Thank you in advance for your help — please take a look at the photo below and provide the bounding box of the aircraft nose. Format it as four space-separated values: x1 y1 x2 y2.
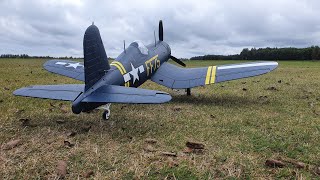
161 41 171 54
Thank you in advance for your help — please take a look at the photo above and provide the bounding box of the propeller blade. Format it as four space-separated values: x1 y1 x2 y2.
159 20 163 41
170 55 186 67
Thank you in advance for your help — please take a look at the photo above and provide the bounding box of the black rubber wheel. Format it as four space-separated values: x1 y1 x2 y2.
102 110 109 120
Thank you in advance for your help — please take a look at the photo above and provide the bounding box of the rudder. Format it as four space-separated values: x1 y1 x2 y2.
83 24 110 91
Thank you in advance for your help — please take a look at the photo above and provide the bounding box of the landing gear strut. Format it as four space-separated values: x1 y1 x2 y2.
101 103 111 120
186 88 191 96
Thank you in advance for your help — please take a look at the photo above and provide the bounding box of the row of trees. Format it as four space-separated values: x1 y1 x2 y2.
1 54 31 58
0 54 117 60
0 54 77 59
191 46 320 60
2 46 320 60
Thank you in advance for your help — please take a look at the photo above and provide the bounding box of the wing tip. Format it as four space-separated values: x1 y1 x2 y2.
13 87 28 96
155 92 172 103
268 61 278 71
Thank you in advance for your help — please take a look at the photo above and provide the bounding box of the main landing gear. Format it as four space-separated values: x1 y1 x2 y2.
101 103 111 120
186 88 191 96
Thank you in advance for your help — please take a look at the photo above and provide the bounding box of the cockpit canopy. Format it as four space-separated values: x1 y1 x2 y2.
130 40 149 55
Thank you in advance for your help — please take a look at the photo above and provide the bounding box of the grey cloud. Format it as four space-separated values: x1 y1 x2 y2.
0 0 320 58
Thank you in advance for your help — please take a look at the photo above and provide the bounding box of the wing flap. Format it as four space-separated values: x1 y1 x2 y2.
151 62 208 89
82 85 172 104
43 60 85 81
151 61 278 89
14 84 84 101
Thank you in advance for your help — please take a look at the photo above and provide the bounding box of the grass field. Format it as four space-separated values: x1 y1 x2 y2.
0 58 319 179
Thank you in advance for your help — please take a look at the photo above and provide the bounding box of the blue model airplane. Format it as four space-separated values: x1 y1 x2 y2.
14 21 278 120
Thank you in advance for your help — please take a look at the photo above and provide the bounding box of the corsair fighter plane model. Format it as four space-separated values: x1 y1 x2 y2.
14 21 278 120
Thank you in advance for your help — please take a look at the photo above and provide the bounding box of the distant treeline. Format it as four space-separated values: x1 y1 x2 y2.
191 46 320 60
0 54 117 60
0 54 79 59
3 46 320 61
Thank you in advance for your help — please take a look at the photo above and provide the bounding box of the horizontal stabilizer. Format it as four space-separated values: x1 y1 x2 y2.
14 84 171 104
43 60 84 81
82 85 172 104
13 84 84 101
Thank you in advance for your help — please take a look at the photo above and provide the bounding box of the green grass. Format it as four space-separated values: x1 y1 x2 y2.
1 58 320 179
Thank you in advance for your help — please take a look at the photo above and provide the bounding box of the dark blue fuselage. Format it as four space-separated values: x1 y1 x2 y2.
72 41 171 114
107 41 171 87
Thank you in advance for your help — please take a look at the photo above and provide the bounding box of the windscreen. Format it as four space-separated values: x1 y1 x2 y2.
130 40 149 55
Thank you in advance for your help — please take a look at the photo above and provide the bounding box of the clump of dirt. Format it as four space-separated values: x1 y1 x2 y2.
2 139 22 150
266 86 278 91
265 159 285 168
56 160 67 178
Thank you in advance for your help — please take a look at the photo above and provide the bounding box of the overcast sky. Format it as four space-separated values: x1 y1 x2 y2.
0 0 319 58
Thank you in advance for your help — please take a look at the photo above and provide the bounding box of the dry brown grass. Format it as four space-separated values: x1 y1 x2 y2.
1 59 320 179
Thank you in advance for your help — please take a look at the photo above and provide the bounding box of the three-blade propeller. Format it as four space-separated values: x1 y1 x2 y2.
170 55 186 67
158 20 186 67
159 20 163 41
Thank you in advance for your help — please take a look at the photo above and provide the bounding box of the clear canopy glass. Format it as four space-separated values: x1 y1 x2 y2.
130 40 148 55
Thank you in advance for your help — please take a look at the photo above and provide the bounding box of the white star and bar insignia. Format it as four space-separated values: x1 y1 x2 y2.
123 63 144 84
55 62 84 69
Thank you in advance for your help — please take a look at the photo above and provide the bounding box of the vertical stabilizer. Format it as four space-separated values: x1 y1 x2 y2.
83 24 110 91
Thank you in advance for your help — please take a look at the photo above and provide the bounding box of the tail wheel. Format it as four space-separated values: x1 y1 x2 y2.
100 103 111 120
102 110 110 120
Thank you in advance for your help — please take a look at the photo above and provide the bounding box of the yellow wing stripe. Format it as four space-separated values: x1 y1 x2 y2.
210 66 217 84
205 66 212 85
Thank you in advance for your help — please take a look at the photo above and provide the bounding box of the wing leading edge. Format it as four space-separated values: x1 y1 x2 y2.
151 61 278 89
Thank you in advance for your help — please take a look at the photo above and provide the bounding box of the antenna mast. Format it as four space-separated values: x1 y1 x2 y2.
123 40 126 53
154 30 156 47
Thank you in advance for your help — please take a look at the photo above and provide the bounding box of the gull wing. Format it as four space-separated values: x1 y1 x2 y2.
43 60 84 81
151 61 278 89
